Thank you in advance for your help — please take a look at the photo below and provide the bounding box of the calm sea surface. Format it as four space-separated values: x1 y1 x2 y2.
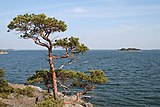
0 50 160 107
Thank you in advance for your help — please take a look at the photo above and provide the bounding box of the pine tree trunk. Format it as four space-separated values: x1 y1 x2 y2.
48 48 57 100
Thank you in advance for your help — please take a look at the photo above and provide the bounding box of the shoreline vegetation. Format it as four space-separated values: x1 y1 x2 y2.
0 68 93 107
0 83 94 107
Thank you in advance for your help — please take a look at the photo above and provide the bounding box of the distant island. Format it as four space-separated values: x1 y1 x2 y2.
118 48 141 52
0 50 8 54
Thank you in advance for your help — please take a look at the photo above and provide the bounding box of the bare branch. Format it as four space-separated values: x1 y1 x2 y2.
52 36 59 41
39 31 48 40
64 91 83 104
52 48 70 59
30 36 49 49
58 58 74 69
57 80 70 91
64 84 94 104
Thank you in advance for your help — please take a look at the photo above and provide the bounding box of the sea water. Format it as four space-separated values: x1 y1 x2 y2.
0 50 160 107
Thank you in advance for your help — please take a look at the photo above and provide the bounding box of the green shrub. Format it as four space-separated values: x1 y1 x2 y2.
35 96 63 107
0 68 4 77
0 68 35 98
0 78 14 98
0 69 14 99
0 101 8 107
0 78 8 87
15 86 35 97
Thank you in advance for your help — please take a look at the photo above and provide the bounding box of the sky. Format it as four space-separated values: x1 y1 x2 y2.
0 0 160 50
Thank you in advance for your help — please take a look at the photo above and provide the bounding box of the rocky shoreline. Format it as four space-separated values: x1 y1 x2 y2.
0 51 8 54
0 83 94 107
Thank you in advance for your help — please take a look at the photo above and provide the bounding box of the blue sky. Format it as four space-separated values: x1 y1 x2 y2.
0 0 160 50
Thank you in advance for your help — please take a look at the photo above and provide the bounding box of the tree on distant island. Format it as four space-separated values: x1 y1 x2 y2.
8 13 108 103
118 48 141 51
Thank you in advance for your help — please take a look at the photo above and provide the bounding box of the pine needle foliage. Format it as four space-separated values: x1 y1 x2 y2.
35 96 63 107
53 37 89 54
27 69 108 95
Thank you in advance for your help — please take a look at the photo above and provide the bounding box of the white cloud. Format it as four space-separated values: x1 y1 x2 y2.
72 7 88 14
69 4 160 18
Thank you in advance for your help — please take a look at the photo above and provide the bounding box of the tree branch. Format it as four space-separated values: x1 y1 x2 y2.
57 80 70 91
64 84 94 104
58 58 74 69
52 48 70 59
63 91 84 104
30 36 49 49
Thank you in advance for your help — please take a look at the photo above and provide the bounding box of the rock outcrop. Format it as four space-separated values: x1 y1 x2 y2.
0 83 94 107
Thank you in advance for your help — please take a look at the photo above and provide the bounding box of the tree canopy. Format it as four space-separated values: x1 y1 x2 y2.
27 69 108 100
8 13 67 35
54 37 88 54
8 13 67 49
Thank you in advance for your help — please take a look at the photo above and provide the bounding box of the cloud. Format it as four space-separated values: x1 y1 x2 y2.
68 3 160 18
72 7 88 14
